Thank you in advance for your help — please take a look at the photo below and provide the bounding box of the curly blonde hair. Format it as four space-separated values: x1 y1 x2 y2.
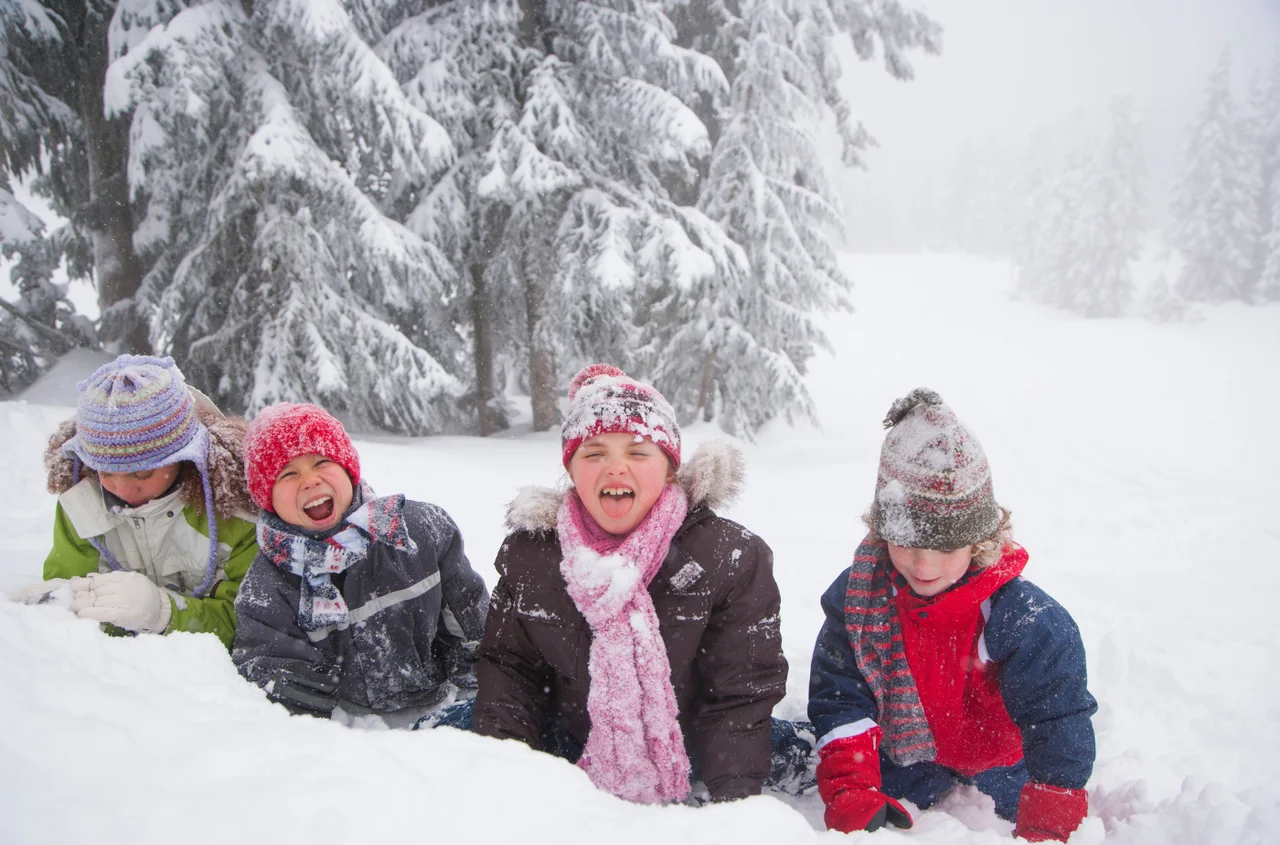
861 506 1014 567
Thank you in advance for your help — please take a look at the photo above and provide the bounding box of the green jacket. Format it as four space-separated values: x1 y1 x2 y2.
45 479 258 648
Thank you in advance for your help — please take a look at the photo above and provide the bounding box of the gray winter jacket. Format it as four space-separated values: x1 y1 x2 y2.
232 497 489 715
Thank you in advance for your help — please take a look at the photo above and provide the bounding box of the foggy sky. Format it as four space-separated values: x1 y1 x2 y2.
838 0 1280 185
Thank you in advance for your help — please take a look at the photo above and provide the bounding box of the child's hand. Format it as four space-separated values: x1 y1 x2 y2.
816 730 914 833
265 664 341 717
1015 782 1088 842
69 571 171 634
824 787 913 833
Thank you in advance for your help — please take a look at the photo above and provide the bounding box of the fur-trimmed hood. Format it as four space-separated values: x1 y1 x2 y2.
44 405 258 520
505 441 745 534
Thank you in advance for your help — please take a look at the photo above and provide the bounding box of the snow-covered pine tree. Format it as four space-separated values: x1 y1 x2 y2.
1248 51 1280 301
1011 127 1057 299
385 0 737 433
379 1 523 435
1066 96 1145 318
1024 147 1091 310
1170 51 1259 303
107 0 466 433
1140 272 1193 324
1257 190 1280 301
0 180 52 391
659 0 940 433
1 0 141 353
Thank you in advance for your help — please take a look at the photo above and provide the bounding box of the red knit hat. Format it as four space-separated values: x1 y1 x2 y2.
561 364 681 469
244 403 361 512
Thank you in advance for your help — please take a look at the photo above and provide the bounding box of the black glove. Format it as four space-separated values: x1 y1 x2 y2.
268 664 341 717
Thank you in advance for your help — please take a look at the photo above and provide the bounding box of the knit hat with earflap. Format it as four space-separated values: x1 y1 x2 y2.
865 388 1000 550
62 355 222 596
244 403 361 513
561 364 681 469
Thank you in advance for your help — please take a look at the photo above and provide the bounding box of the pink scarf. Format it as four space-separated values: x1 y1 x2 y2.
557 484 691 804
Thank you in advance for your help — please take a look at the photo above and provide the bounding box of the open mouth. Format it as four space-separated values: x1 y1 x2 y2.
302 495 335 523
599 486 635 519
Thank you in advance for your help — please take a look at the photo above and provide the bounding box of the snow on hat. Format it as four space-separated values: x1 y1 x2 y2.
561 364 681 469
244 403 361 512
63 354 222 596
866 388 1000 550
64 354 208 473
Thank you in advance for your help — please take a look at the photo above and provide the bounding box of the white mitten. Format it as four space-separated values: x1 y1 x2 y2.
9 578 72 606
69 571 172 634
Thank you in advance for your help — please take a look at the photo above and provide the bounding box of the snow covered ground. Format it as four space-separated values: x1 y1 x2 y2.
2 253 1278 844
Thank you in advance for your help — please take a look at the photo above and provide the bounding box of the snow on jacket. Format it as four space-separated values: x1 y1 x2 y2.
43 410 258 649
474 442 788 802
232 494 490 715
808 549 1096 791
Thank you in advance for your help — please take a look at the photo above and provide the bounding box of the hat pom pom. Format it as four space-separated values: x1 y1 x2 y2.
883 387 944 429
568 363 627 400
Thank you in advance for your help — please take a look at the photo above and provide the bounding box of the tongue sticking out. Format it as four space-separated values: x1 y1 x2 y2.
304 498 335 522
599 491 634 519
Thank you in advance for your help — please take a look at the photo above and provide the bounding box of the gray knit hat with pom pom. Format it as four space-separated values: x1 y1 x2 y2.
865 388 1000 550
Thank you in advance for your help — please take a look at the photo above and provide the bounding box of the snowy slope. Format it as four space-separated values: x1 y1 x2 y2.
2 253 1278 845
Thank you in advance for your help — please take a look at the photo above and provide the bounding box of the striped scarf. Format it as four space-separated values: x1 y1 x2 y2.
257 492 415 632
843 534 938 766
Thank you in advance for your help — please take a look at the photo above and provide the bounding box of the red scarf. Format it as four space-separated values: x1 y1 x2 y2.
843 536 1026 766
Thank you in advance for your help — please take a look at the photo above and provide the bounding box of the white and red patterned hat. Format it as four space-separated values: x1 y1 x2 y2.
561 364 681 469
867 388 1000 550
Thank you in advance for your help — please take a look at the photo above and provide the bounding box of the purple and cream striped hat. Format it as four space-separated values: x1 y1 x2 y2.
63 355 209 473
63 355 222 597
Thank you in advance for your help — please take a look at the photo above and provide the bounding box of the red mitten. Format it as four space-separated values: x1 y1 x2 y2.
1015 781 1089 842
817 728 913 833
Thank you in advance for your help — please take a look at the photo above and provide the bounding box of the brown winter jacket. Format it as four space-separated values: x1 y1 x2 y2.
474 442 788 802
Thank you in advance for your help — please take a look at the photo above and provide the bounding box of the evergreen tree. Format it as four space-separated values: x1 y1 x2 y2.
1 0 141 353
660 0 940 433
1170 51 1258 303
104 0 939 438
1257 191 1280 301
1067 96 1144 317
1017 146 1089 309
1248 51 1280 301
107 0 465 433
1140 272 1193 324
1011 126 1056 295
385 0 739 433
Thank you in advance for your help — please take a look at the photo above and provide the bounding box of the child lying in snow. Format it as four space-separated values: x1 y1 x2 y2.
231 402 489 722
468 364 805 804
12 355 257 649
808 388 1097 841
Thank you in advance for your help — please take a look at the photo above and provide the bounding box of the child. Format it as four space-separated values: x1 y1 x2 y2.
231 402 489 723
808 388 1096 842
14 355 257 649
473 364 790 805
